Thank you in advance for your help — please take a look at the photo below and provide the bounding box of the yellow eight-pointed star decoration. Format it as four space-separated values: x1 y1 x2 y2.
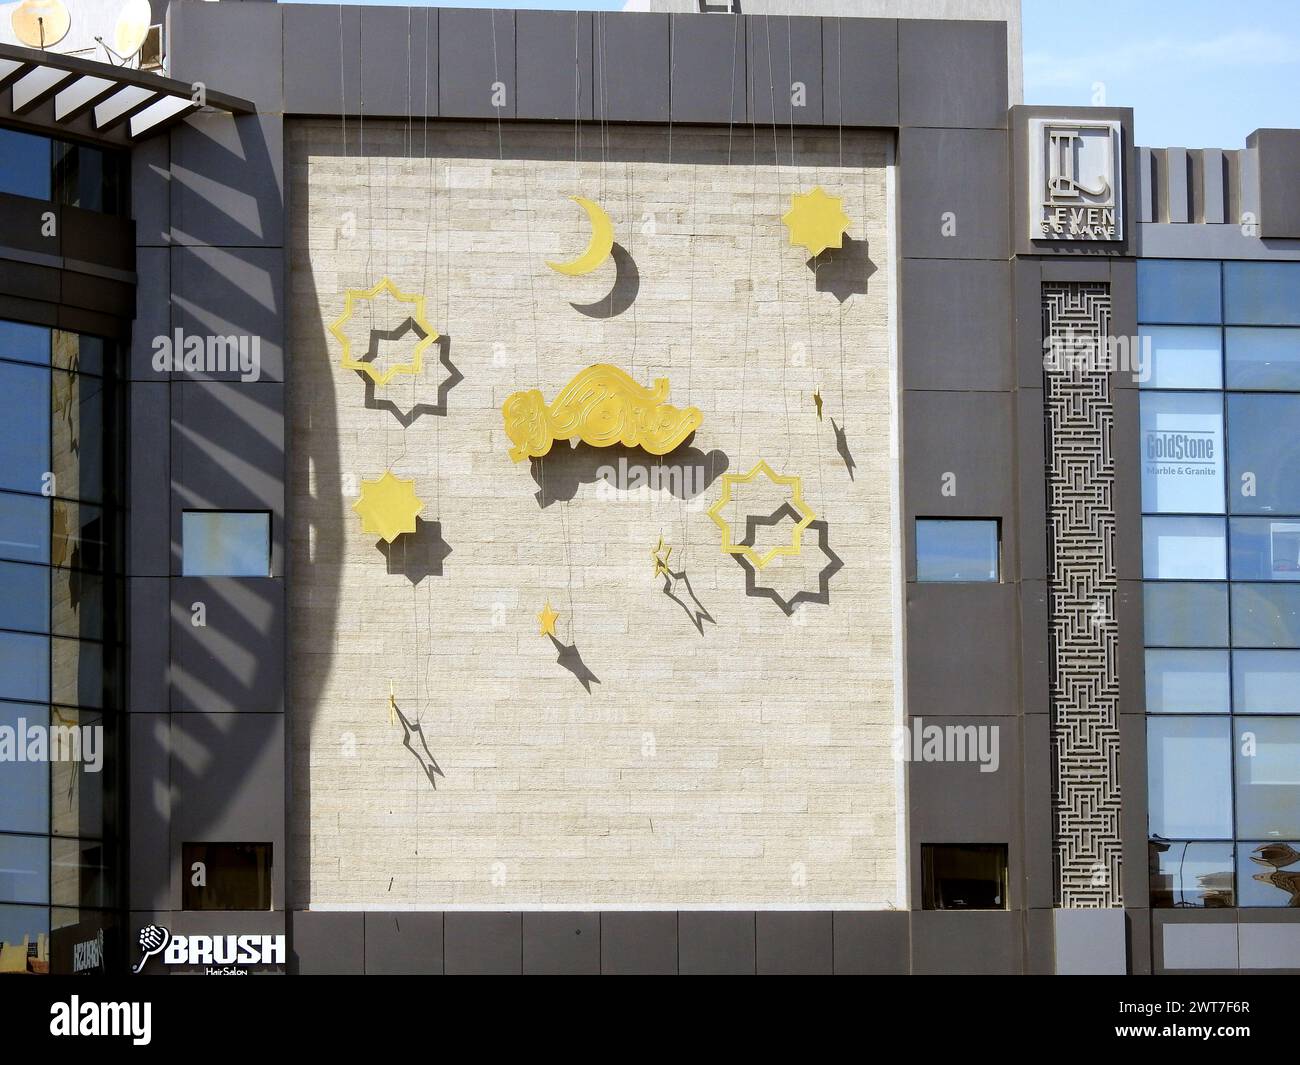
353 471 424 543
537 601 560 637
708 460 817 571
329 277 438 386
781 187 851 257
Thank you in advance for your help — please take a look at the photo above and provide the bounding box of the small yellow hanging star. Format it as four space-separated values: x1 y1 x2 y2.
651 535 673 578
353 471 423 543
537 601 560 637
781 187 852 257
388 680 397 726
813 390 824 420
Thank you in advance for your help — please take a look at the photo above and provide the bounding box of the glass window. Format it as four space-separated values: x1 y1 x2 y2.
1225 327 1300 390
0 833 49 905
51 332 104 378
182 511 271 577
1140 392 1224 513
1224 261 1300 326
1138 326 1222 389
0 321 50 367
1231 583 1300 648
181 843 273 911
1144 582 1228 647
1148 716 1233 839
0 492 49 566
920 843 1007 910
1137 260 1221 324
1237 842 1300 907
50 709 106 840
1145 649 1230 713
915 519 999 582
0 632 48 703
1228 394 1300 515
50 638 102 710
0 129 51 201
49 838 107 910
50 371 104 505
1233 650 1300 713
0 703 49 835
50 567 103 641
1230 517 1300 580
1235 718 1300 838
0 361 51 497
0 561 48 633
1149 841 1234 908
1142 516 1225 579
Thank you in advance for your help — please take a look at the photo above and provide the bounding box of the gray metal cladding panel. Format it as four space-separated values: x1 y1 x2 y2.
130 248 170 381
131 135 170 247
747 13 821 126
127 381 170 575
832 910 909 974
444 911 522 974
358 6 434 119
1253 128 1300 238
282 3 364 115
167 0 284 112
127 713 171 911
169 113 284 249
1158 920 1238 971
168 713 285 888
522 911 599 974
898 19 1007 130
902 389 1015 522
755 911 832 974
899 127 1009 260
290 911 364 975
678 911 755 975
364 911 444 974
127 577 169 713
671 14 746 125
900 258 1012 391
906 715 1019 843
592 12 670 124
169 246 285 383
169 576 284 714
905 584 1018 718
1054 907 1126 974
910 910 1022 975
822 18 897 128
439 7 515 119
599 911 677 974
0 192 60 256
516 10 594 121
1238 916 1300 970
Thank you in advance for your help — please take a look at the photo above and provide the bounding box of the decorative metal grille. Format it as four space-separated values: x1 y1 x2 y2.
1042 282 1122 907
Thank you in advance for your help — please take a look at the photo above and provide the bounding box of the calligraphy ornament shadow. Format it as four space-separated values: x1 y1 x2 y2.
530 441 729 508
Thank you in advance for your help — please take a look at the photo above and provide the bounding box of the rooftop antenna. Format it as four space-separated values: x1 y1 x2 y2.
11 0 72 50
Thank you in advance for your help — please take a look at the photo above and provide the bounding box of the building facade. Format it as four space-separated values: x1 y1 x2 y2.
0 0 1297 975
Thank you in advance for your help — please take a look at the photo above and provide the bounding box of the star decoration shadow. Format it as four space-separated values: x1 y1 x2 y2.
708 459 816 571
356 326 463 427
735 503 843 616
392 701 445 790
377 517 450 584
330 277 438 386
651 535 672 578
353 471 424 543
548 634 601 693
782 187 852 258
661 568 715 635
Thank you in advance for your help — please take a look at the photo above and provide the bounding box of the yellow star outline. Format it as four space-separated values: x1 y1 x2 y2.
707 460 817 571
537 601 560 637
352 471 424 543
651 535 672 578
781 187 852 257
329 277 438 386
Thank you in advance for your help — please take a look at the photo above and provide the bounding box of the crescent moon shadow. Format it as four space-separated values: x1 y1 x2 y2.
570 243 640 319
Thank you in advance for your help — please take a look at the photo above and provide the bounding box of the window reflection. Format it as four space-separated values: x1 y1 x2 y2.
914 519 999 582
1149 841 1235 907
1237 842 1300 907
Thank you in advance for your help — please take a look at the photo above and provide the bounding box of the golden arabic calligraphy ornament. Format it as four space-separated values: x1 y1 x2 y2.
502 364 702 463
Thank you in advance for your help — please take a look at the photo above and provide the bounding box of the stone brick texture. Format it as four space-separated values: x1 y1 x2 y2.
288 118 900 905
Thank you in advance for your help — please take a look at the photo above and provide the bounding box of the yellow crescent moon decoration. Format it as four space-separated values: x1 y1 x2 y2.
546 196 614 276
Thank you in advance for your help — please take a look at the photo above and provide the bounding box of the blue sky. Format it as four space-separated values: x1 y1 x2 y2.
291 0 1300 148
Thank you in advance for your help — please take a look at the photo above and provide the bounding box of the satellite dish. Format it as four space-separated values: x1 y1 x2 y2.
112 0 153 59
11 0 72 49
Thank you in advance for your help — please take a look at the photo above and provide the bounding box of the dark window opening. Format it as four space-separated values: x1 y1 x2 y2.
921 843 1008 910
182 843 272 911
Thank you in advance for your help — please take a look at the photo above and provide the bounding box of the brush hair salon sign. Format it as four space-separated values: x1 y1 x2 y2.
1029 118 1123 241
